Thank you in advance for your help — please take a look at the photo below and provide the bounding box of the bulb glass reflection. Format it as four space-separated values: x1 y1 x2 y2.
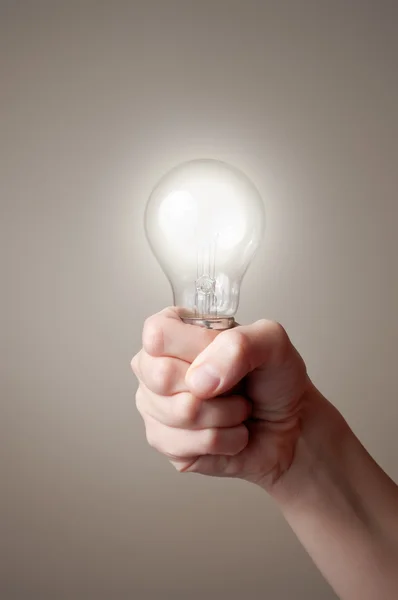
145 159 265 329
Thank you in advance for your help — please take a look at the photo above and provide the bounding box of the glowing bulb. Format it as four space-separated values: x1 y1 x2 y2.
145 159 265 329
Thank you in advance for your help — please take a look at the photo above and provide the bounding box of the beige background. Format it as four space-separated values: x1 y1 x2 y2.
1 1 398 599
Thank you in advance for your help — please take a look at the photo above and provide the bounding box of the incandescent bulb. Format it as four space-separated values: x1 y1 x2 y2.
145 159 265 330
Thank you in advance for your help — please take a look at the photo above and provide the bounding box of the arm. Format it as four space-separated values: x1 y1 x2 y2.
271 384 398 600
132 309 398 600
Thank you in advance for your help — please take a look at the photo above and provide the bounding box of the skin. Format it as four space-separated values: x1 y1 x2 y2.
131 307 398 600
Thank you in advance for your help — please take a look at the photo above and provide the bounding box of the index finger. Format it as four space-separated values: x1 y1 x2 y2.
142 307 220 363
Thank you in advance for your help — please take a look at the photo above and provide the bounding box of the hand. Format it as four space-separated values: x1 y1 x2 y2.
131 307 309 489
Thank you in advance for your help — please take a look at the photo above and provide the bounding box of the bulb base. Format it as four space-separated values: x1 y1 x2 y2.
181 317 236 330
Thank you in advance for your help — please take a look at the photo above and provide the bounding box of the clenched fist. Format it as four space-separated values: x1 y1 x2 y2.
131 307 308 489
131 307 398 599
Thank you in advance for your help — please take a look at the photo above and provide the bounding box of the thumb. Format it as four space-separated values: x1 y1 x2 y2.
185 320 287 398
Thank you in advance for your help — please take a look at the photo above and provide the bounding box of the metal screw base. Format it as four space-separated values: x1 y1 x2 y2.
181 317 236 330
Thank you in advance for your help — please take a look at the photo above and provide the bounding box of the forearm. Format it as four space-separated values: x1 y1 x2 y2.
270 385 398 600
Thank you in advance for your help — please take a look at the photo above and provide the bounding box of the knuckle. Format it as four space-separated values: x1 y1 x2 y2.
256 318 272 331
257 319 290 360
145 423 161 452
271 321 291 359
204 428 221 454
257 318 285 340
272 320 288 340
145 428 157 450
142 315 164 356
173 393 199 428
226 330 252 369
130 353 140 376
152 358 174 394
161 306 178 318
135 386 146 415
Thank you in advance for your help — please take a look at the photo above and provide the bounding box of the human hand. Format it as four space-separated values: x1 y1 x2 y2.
132 307 398 600
131 307 309 490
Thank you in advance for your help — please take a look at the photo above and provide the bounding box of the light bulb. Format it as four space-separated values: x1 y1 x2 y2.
145 159 265 330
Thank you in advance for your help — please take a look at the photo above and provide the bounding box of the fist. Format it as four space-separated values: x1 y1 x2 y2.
131 307 308 489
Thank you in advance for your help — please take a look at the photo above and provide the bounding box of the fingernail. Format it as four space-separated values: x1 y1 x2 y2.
187 364 220 396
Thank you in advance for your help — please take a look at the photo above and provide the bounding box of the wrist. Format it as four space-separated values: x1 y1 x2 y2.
263 383 398 600
266 382 351 508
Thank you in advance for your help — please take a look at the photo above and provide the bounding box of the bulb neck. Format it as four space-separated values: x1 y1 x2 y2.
181 317 236 330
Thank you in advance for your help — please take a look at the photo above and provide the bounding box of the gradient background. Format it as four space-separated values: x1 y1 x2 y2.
1 1 398 599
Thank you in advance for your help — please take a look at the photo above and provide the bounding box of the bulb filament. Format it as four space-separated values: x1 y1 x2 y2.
195 236 219 318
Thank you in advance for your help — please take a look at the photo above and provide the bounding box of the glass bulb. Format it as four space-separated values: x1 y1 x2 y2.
145 159 265 329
